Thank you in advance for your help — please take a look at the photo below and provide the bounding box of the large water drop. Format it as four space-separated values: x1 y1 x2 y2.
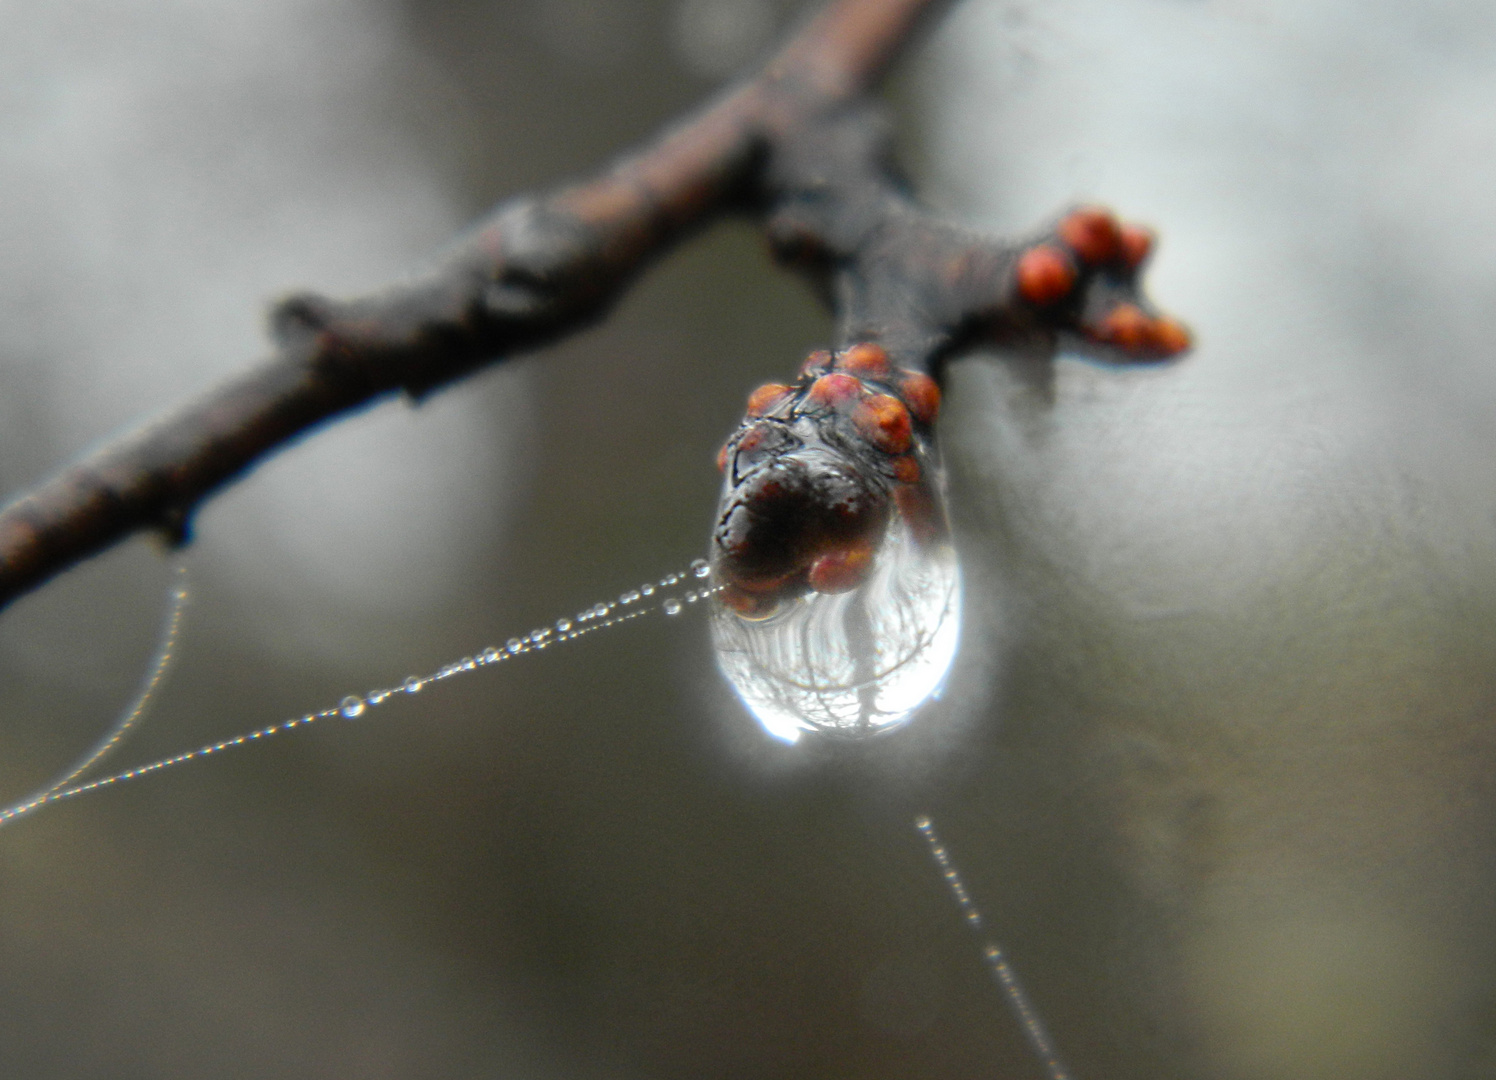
710 508 961 743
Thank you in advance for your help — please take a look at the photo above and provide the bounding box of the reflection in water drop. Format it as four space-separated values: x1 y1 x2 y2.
711 511 961 742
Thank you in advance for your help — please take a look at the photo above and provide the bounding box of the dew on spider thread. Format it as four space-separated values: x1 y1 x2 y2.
914 815 1073 1080
0 558 719 830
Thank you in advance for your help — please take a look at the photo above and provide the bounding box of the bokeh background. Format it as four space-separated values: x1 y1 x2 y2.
1 0 1496 1077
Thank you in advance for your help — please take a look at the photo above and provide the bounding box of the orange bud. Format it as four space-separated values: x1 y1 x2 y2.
1094 303 1151 352
836 342 891 378
805 372 865 411
851 394 913 455
716 441 729 473
898 371 941 424
1015 244 1076 306
1146 315 1192 356
745 382 792 417
1059 206 1122 264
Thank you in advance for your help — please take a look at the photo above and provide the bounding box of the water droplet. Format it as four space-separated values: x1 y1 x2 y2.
710 482 961 743
686 590 699 602
664 574 680 586
664 598 683 616
556 617 572 632
367 690 387 705
403 676 424 693
340 695 366 719
641 584 655 597
530 628 551 644
507 638 524 654
621 590 641 605
480 647 500 664
691 558 710 578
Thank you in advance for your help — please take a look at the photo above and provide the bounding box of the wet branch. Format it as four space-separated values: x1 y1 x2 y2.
0 0 1187 612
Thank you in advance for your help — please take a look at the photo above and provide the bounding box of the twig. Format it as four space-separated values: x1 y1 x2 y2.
0 0 1186 613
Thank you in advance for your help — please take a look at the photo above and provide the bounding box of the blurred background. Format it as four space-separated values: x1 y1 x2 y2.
1 0 1496 1077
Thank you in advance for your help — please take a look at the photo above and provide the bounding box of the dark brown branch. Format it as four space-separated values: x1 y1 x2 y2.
0 0 1187 614
762 103 1189 368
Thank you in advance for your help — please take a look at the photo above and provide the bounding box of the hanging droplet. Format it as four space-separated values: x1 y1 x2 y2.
403 676 424 693
691 558 710 579
712 518 960 741
556 617 572 633
506 637 524 654
480 647 500 664
339 695 366 719
709 349 962 742
621 590 641 604
641 584 655 597
663 598 683 616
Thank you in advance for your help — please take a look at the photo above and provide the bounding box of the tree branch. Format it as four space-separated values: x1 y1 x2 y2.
0 0 1186 613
